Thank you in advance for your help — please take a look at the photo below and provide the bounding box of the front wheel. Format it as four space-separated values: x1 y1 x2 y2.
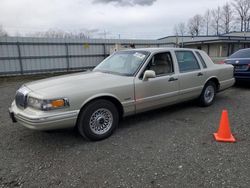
198 81 216 107
77 99 119 141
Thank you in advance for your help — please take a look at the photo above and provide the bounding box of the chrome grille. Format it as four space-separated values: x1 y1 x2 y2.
15 91 27 108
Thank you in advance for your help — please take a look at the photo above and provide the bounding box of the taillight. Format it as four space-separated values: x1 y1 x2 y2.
218 61 225 64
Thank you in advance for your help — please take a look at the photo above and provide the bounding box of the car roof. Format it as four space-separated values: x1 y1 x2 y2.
236 48 250 51
121 47 196 53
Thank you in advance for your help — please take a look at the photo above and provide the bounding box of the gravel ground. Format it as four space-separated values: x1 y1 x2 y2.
0 75 250 188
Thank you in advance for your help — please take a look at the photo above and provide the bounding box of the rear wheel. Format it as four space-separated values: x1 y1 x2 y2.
198 81 216 107
77 99 119 141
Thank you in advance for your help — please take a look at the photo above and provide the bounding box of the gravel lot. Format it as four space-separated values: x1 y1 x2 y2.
0 75 250 188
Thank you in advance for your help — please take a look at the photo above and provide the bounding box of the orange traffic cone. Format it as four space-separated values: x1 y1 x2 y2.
213 110 236 142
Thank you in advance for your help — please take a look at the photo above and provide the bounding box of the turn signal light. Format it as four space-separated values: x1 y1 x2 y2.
51 99 65 108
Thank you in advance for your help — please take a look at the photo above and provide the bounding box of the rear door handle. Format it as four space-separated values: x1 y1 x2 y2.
168 77 178 82
197 72 203 76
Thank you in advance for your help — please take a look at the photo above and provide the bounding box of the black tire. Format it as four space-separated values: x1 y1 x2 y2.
77 99 119 141
198 81 217 107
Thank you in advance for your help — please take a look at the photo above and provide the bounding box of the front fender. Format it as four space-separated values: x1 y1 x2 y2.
80 93 122 109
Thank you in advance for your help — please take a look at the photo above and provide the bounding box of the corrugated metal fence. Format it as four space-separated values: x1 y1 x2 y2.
0 37 174 76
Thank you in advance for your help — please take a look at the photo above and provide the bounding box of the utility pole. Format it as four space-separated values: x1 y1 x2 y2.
103 30 106 40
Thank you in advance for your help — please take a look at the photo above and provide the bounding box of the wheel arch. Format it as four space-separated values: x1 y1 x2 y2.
76 94 124 125
204 76 220 92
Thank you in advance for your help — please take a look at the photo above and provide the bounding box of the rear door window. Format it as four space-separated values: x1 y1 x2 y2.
175 51 200 72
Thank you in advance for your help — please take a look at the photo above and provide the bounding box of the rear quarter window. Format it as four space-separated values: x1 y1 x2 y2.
195 51 207 68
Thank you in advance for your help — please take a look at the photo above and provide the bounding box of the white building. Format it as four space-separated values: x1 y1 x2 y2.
159 32 250 63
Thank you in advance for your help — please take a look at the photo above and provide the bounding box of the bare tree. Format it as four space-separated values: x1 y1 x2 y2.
178 22 186 47
248 14 250 30
188 14 204 36
221 3 234 33
232 0 250 31
29 29 87 39
178 22 186 36
173 24 179 36
173 22 186 36
211 7 222 35
204 9 211 36
0 25 8 37
44 29 65 38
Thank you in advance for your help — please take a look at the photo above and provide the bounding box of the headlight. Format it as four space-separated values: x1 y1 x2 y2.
27 97 69 111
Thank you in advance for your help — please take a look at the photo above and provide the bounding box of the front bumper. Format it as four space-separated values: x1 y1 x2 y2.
9 102 79 130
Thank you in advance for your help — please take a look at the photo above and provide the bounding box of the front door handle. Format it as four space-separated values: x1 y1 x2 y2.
197 72 203 76
168 77 178 82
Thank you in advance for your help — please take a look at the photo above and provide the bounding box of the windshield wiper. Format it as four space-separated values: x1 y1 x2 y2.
94 69 133 76
95 69 117 75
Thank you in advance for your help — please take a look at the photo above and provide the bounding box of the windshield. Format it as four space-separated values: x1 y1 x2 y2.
93 51 149 76
230 49 250 58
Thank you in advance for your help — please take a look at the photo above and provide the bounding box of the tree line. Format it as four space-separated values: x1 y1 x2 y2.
0 27 90 38
174 0 250 36
28 29 88 39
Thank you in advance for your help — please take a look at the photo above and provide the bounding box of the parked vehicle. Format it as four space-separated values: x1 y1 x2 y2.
223 48 250 81
9 48 235 141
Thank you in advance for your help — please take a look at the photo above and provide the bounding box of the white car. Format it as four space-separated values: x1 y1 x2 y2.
9 48 235 140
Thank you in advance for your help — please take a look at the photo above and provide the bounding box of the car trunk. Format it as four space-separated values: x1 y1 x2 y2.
225 59 250 72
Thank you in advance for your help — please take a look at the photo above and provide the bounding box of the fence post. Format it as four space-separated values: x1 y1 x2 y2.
103 43 106 59
65 43 70 72
17 42 23 75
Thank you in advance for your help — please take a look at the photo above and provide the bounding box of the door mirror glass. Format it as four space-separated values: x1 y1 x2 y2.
143 70 156 81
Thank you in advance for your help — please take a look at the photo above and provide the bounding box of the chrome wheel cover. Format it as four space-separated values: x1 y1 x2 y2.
89 108 113 135
204 85 215 104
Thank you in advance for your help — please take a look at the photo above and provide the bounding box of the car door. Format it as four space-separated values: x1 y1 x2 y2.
134 51 179 113
175 50 206 101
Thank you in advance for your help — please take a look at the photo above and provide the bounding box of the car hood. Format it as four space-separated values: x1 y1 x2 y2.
25 71 133 98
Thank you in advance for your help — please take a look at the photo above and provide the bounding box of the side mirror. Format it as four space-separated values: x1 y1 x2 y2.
142 70 156 81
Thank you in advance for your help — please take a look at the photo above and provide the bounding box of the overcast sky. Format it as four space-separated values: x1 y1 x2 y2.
0 0 231 39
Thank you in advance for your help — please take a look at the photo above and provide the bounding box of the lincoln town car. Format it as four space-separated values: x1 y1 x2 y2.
9 48 235 140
